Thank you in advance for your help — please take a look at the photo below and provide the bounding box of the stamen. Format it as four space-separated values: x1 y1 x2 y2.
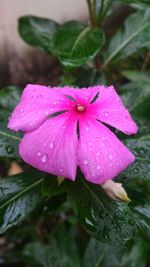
76 105 85 112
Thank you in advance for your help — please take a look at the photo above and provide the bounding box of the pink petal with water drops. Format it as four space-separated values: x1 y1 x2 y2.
91 85 138 135
8 84 74 132
19 113 78 180
77 117 135 184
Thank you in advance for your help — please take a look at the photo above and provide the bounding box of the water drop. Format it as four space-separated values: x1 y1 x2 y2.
37 151 42 156
97 166 101 170
84 160 89 165
134 167 139 173
108 154 113 160
49 142 54 149
102 137 105 141
96 152 100 156
86 127 89 132
59 168 63 172
41 154 48 163
104 112 108 117
5 145 15 154
101 143 104 147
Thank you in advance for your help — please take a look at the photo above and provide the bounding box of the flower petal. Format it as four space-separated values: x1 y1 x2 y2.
8 84 73 132
77 118 135 184
91 85 138 135
19 113 78 180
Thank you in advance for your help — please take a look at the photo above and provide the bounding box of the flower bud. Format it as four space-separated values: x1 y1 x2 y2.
102 180 131 203
57 176 65 186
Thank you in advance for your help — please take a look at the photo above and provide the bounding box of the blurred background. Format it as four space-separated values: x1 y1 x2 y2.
0 0 88 88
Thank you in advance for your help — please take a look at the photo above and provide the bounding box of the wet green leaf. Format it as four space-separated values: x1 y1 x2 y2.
50 21 105 67
120 81 150 117
66 177 137 245
83 237 149 267
0 171 44 234
0 86 21 111
18 16 59 53
122 135 150 182
0 110 22 158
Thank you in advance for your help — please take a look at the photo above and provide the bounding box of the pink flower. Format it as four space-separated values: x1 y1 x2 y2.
8 84 138 184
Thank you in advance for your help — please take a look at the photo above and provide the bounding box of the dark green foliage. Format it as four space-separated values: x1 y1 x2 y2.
1 0 150 266
0 110 22 158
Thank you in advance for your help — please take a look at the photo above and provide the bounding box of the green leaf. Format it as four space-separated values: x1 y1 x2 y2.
122 135 150 182
120 81 150 117
48 224 81 267
0 86 21 111
50 21 105 67
83 237 149 267
0 110 22 158
23 224 81 267
121 70 150 83
41 175 65 197
103 9 150 67
66 177 137 245
23 242 50 267
120 0 150 5
76 68 106 87
18 15 59 53
0 171 44 234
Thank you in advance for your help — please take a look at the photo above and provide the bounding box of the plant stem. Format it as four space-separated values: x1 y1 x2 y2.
141 50 150 71
86 0 95 26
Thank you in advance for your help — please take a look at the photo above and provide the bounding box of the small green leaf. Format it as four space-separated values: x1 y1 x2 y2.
0 110 22 158
18 15 59 53
66 177 137 245
0 86 21 111
50 21 105 67
103 9 150 67
0 171 44 234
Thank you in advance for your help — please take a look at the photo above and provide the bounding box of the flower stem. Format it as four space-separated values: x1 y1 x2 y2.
86 0 95 27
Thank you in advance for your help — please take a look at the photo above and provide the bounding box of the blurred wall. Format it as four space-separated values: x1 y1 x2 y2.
0 0 88 53
0 0 88 87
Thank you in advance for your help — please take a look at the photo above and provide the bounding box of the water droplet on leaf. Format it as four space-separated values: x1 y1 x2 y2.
5 145 15 154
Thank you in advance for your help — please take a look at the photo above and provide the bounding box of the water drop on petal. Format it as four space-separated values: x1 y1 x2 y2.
49 142 54 149
84 160 89 165
109 154 113 160
41 154 48 163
